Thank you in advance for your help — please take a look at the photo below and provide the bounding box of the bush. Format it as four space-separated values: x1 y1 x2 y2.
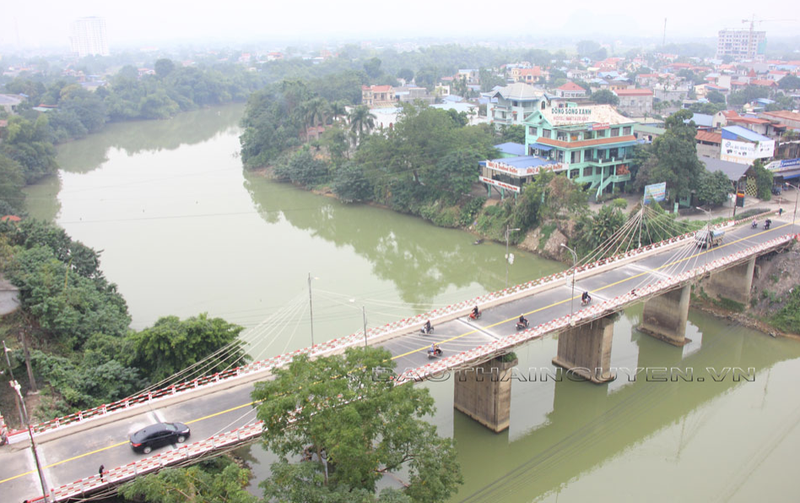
432 206 459 228
459 196 486 227
771 287 800 333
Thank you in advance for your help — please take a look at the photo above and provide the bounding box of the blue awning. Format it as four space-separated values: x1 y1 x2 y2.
776 168 800 180
530 143 553 151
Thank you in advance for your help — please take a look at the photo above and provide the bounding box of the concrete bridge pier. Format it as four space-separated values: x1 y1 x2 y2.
552 315 616 384
639 284 692 346
453 355 518 433
703 257 756 306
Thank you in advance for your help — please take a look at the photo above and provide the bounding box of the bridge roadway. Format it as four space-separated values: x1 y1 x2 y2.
1 219 797 501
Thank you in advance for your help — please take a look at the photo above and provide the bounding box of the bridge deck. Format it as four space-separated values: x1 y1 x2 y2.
1 220 796 501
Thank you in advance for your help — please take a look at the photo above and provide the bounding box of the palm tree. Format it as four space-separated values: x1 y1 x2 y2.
329 101 348 124
348 105 377 144
301 97 330 141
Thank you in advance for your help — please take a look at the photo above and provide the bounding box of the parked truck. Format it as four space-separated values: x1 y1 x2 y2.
695 228 724 248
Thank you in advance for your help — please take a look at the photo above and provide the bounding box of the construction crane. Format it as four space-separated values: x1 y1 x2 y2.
739 15 790 59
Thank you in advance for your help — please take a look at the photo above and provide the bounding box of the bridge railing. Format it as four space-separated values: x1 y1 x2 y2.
31 229 798 502
6 212 781 442
395 232 796 383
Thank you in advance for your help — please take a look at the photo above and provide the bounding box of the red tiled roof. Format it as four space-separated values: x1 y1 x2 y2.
614 88 653 96
1 215 21 222
729 116 770 125
519 67 542 77
762 110 800 122
536 135 637 149
557 82 586 91
751 79 778 87
695 131 721 144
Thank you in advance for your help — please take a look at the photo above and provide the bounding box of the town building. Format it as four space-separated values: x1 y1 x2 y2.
716 29 766 60
720 125 775 165
70 17 109 57
486 83 548 127
480 102 638 199
0 94 23 115
613 88 653 116
361 85 394 108
555 82 588 99
696 130 722 158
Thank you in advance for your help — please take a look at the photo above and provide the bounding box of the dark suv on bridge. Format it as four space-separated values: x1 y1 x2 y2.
130 422 191 454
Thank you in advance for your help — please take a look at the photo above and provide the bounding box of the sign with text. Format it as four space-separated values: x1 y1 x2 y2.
644 182 666 204
480 176 521 193
765 158 800 172
721 139 775 165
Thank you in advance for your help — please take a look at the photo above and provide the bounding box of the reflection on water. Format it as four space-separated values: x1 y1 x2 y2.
23 104 800 502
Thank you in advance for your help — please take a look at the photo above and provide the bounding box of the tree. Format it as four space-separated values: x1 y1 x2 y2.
128 313 247 384
647 109 703 201
348 105 377 144
752 159 773 201
498 124 525 144
154 58 176 79
118 457 256 503
396 68 414 82
778 75 800 91
274 146 331 186
590 90 619 105
363 57 382 79
0 115 59 183
478 67 506 93
332 162 373 202
577 203 627 257
706 90 726 105
0 153 25 213
251 347 463 502
696 169 732 207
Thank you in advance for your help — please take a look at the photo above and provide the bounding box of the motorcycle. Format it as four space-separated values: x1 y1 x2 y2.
581 296 592 306
469 310 482 321
751 221 758 229
764 220 772 230
421 325 434 335
427 348 443 359
515 319 529 331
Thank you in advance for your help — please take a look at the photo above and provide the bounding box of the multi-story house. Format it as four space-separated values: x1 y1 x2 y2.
613 88 653 116
361 85 394 108
486 83 548 127
480 102 638 199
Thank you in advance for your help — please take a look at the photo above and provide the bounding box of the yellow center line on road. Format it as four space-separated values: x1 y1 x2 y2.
1 224 789 488
392 224 788 360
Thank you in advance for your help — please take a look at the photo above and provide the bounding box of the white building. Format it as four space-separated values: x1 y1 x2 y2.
716 29 766 60
70 17 109 57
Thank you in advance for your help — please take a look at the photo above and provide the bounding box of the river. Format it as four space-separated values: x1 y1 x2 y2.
24 105 800 502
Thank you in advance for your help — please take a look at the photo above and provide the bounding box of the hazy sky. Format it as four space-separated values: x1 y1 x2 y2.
3 0 799 50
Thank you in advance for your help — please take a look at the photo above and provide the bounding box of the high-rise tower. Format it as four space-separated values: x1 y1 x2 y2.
70 17 109 57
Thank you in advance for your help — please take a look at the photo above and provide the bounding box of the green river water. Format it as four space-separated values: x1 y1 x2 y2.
24 105 800 502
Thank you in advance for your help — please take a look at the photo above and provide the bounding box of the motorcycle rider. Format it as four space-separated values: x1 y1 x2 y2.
423 320 432 334
765 218 772 229
581 291 591 304
518 313 528 326
752 219 758 229
471 305 480 318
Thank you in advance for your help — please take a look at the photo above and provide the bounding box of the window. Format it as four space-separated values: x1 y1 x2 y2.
542 128 551 138
596 130 606 138
623 126 632 135
583 166 592 177
584 131 594 140
584 149 592 161
571 151 580 163
610 128 620 137
529 126 536 136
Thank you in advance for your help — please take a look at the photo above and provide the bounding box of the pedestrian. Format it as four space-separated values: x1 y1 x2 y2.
779 208 784 216
99 464 104 481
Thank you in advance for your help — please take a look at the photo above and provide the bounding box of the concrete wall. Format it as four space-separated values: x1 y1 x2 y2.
454 356 517 432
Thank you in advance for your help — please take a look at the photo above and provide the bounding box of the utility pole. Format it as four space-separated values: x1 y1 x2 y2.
362 306 368 348
308 273 315 346
3 341 25 427
560 244 578 326
505 226 520 288
13 380 49 502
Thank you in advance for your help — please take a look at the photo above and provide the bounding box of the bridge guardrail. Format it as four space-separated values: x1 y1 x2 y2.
6 213 783 442
33 230 797 501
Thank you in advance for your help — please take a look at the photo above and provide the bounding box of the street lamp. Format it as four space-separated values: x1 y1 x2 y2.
3 341 24 426
348 300 369 348
11 380 49 502
307 273 319 347
505 225 521 288
785 182 800 226
560 244 578 326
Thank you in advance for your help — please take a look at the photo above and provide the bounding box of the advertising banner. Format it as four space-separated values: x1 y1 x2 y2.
644 182 666 203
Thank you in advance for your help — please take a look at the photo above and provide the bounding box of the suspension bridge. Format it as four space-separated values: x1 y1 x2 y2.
1 207 797 502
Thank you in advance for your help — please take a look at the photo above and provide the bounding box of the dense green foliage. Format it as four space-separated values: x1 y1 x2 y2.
590 90 619 105
632 110 703 201
252 347 463 502
771 286 800 333
118 456 257 503
0 220 247 422
752 160 774 201
0 115 59 184
696 170 733 207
